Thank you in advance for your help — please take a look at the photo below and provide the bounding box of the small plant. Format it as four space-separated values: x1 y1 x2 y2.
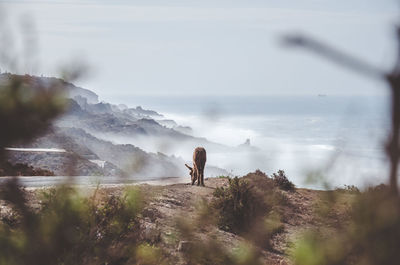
335 184 360 194
135 243 165 265
271 170 295 191
213 177 265 234
212 173 285 250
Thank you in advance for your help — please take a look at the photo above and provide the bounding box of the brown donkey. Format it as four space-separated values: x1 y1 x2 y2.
185 147 206 186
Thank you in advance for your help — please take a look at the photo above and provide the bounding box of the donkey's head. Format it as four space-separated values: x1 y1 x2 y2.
185 163 197 182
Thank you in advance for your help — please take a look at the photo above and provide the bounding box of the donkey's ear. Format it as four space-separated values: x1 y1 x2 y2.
185 164 193 170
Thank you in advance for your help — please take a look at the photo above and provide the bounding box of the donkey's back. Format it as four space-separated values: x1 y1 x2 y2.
193 147 206 170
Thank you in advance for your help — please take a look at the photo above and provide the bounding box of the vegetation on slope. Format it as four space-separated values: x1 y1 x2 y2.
293 184 400 265
0 180 145 265
0 161 54 176
212 170 289 250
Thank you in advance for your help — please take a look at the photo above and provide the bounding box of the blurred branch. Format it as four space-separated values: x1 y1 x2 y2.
283 34 385 80
283 32 399 195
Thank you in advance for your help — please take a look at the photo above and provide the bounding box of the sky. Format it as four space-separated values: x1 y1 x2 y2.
0 0 399 98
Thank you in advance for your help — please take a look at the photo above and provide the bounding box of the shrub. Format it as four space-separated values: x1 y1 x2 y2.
293 185 400 265
0 179 144 265
0 74 66 155
213 177 268 234
176 199 264 265
271 170 295 191
334 184 360 194
212 173 286 250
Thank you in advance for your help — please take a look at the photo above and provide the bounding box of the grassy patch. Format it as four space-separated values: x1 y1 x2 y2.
271 170 295 191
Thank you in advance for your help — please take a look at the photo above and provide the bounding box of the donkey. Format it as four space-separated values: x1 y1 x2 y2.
185 147 206 186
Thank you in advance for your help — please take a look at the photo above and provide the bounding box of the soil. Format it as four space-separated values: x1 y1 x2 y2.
0 177 355 265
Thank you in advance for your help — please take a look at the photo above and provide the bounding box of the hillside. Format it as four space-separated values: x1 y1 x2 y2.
0 172 355 265
1 74 230 178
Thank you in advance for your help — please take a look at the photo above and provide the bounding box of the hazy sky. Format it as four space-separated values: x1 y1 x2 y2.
0 0 398 98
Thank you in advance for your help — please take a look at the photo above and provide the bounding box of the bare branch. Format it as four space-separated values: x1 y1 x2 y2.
283 32 400 195
283 34 385 80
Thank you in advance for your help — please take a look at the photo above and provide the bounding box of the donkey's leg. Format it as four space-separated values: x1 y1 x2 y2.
201 170 205 186
196 168 201 186
192 169 197 185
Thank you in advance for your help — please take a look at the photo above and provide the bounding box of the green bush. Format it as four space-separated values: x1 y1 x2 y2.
271 170 295 191
0 179 144 265
0 74 66 156
293 185 400 265
212 172 286 250
213 177 267 234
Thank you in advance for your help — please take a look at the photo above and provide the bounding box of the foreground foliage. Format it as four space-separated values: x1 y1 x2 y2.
0 74 66 156
293 184 400 265
0 180 144 265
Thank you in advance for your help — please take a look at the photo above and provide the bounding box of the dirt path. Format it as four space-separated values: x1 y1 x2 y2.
141 178 353 264
133 178 320 265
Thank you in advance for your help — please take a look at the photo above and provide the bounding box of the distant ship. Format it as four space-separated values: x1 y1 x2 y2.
318 94 327 97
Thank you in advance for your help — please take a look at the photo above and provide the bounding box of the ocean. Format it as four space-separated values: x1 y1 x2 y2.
104 94 390 189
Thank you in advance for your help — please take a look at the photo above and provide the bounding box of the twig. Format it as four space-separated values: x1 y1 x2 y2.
283 35 385 80
283 33 399 195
